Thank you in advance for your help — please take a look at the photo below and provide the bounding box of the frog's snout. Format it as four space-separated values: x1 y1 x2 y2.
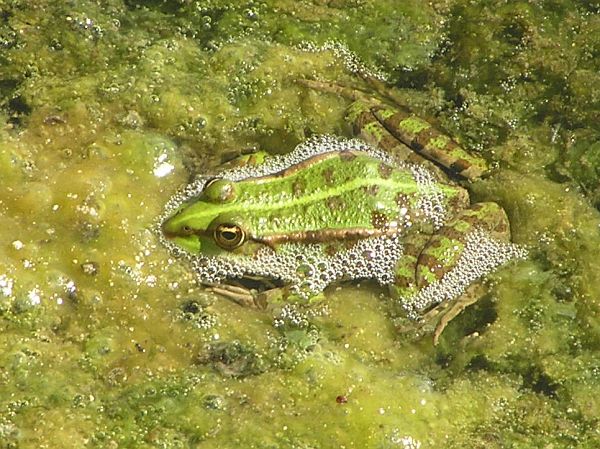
161 217 181 239
161 223 176 239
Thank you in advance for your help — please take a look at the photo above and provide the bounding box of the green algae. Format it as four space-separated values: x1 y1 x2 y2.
1 1 600 448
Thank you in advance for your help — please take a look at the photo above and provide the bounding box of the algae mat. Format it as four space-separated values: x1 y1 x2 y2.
0 1 599 448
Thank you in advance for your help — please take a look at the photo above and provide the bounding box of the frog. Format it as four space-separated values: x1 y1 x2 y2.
159 77 527 344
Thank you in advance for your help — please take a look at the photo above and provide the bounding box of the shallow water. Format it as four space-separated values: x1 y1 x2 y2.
1 1 599 448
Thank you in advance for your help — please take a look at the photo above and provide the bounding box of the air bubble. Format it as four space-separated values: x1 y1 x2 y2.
362 250 375 260
296 264 314 279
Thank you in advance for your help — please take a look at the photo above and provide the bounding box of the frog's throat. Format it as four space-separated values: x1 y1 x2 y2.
251 226 401 245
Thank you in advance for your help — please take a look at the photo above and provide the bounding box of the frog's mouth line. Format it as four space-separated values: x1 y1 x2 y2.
251 226 400 245
163 225 401 249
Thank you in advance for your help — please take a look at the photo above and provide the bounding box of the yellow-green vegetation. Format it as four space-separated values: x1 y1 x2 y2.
1 1 600 448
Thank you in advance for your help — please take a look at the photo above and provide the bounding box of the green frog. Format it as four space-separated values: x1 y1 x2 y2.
159 79 527 343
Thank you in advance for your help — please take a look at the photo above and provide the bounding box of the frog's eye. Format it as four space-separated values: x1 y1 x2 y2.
214 224 246 250
203 178 238 204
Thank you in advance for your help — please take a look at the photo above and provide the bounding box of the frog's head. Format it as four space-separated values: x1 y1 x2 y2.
162 178 254 256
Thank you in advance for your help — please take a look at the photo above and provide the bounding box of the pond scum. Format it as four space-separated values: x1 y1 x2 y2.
1 1 599 448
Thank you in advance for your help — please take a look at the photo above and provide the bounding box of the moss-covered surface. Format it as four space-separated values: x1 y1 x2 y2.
1 1 599 448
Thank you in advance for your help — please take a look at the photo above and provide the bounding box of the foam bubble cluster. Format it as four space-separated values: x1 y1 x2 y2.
273 303 330 329
188 233 403 301
407 164 447 230
298 40 389 82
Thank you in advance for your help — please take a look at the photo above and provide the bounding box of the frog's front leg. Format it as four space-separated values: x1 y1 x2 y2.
392 202 517 344
204 282 268 309
205 281 293 310
205 281 322 311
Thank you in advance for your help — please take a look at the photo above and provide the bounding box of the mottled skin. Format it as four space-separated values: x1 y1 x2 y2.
162 81 513 343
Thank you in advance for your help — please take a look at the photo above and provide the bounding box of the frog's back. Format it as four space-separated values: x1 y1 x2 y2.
230 150 459 244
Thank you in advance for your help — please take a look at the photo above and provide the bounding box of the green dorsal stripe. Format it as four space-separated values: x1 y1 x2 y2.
195 176 417 219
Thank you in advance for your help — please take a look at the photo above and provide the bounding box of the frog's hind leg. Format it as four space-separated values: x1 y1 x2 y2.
388 232 432 331
299 79 444 174
401 202 525 343
298 78 489 180
350 72 490 180
346 101 446 173
429 282 485 345
370 106 488 180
